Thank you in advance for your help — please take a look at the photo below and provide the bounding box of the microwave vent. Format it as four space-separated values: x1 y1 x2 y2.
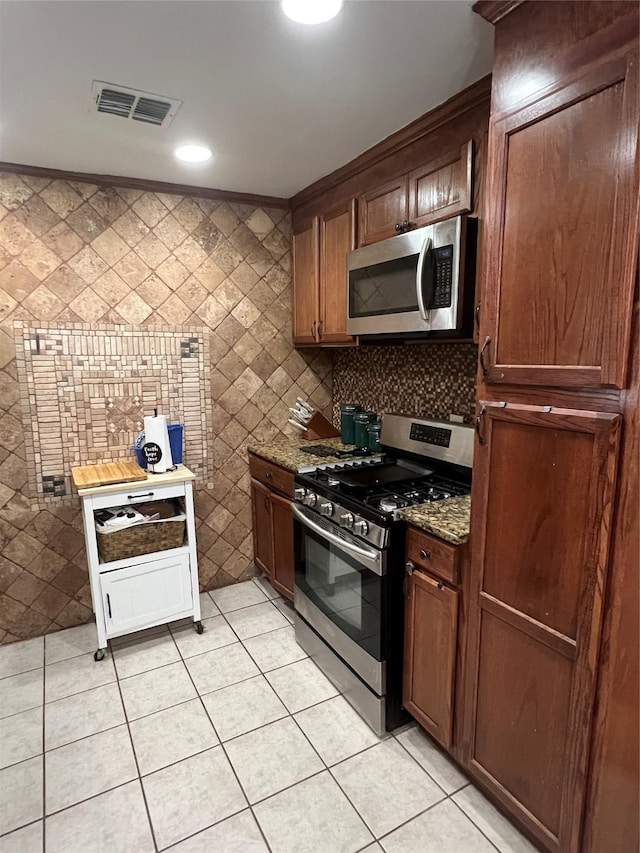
91 81 182 128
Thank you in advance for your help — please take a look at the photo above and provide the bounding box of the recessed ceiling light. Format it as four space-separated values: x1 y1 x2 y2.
281 0 343 25
174 144 212 163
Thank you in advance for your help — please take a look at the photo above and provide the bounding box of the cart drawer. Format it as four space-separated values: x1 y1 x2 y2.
89 483 185 511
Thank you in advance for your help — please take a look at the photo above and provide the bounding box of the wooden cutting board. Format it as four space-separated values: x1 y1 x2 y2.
72 460 147 490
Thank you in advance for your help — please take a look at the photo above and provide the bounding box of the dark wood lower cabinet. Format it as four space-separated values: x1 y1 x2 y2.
270 491 295 600
250 479 273 579
464 403 621 853
403 563 459 749
250 474 294 601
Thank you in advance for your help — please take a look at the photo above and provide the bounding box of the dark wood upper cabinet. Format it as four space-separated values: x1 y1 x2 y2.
403 564 459 749
319 199 357 344
479 50 639 390
292 217 320 345
465 402 620 853
358 176 409 246
408 140 474 230
292 205 356 347
358 141 475 247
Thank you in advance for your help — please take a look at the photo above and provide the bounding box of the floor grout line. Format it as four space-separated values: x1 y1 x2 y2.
1 592 532 852
448 795 504 853
112 666 160 853
180 645 276 853
392 731 454 797
372 793 452 845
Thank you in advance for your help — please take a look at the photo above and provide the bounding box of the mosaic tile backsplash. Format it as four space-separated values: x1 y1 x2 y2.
333 343 478 424
0 170 332 644
15 323 212 506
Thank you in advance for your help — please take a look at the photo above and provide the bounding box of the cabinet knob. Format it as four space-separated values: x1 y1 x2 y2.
420 549 431 560
395 223 402 233
405 561 415 575
265 472 272 479
402 220 410 231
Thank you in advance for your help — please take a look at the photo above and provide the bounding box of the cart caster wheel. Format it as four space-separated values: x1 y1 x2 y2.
93 649 105 662
195 621 204 635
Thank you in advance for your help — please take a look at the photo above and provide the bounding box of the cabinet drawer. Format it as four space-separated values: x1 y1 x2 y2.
89 483 185 511
249 454 295 498
406 526 460 585
100 554 192 636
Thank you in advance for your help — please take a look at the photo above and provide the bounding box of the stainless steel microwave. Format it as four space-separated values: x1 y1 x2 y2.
346 215 475 338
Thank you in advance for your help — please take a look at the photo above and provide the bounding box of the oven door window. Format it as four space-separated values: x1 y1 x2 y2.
348 255 419 318
295 524 384 661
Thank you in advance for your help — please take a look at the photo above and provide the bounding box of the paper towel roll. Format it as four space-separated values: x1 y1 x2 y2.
143 413 174 474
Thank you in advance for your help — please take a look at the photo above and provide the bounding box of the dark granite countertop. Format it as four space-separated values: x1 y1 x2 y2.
247 436 374 473
399 495 471 545
248 437 470 544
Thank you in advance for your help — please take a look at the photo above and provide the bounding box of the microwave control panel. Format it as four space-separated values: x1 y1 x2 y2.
432 245 454 309
410 423 452 448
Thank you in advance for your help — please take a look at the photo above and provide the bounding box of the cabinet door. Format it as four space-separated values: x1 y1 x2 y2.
319 199 357 345
408 141 473 229
251 478 273 578
270 492 295 601
358 176 408 246
465 403 620 852
100 555 192 635
292 217 320 345
403 565 459 749
480 52 639 389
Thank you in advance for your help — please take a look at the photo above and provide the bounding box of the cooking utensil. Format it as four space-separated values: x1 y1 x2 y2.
297 397 314 414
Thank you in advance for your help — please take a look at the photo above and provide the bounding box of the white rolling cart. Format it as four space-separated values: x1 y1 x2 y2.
78 465 202 661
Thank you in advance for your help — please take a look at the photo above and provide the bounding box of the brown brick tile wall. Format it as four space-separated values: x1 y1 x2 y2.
0 171 332 644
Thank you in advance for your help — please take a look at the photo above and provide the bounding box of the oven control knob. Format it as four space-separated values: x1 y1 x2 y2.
353 519 369 536
294 487 306 502
319 501 334 517
303 491 317 507
339 513 354 528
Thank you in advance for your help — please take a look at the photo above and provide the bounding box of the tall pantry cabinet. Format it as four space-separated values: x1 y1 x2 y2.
467 3 639 853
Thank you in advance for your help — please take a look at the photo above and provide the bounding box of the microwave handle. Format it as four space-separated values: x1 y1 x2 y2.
416 236 434 320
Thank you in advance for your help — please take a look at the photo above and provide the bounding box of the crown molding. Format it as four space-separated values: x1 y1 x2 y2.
0 162 290 209
290 74 492 210
472 1 525 25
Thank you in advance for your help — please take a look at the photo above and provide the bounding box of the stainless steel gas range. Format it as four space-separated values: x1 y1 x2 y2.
293 414 474 735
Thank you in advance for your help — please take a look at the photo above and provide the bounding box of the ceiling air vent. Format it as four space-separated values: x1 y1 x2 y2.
91 81 182 128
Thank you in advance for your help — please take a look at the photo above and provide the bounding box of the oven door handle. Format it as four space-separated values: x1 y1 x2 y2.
416 235 433 321
292 504 383 576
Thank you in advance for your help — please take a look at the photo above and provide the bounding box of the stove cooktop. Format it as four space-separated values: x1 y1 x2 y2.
298 457 470 521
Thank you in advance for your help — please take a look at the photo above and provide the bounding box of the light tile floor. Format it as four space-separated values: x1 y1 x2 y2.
0 578 538 853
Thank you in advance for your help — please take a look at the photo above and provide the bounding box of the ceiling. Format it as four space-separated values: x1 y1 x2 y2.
0 1 494 199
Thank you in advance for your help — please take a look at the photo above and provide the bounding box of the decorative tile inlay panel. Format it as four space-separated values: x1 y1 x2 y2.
15 323 212 506
0 170 332 645
333 344 477 424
